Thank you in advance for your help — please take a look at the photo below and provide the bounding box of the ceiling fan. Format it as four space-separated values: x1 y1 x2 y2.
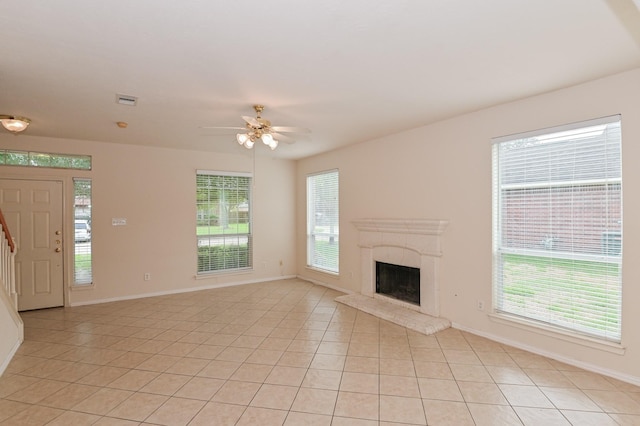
203 105 311 150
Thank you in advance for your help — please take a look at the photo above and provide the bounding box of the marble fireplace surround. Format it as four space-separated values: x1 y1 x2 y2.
336 218 451 335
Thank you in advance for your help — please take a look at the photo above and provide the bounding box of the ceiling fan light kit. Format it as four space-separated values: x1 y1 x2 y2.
236 129 279 150
235 105 280 150
0 115 31 133
236 132 279 150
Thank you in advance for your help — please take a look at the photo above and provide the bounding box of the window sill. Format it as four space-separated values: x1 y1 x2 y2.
195 268 253 280
305 266 339 276
70 283 94 291
488 312 625 355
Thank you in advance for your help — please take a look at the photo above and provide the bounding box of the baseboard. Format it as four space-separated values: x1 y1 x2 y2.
70 275 297 307
452 322 640 387
296 275 354 295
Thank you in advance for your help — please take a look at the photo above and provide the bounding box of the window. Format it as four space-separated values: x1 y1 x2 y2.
307 170 339 273
196 171 252 273
74 178 92 285
0 149 91 170
492 116 622 342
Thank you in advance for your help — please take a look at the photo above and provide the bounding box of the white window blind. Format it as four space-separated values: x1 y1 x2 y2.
196 171 252 273
492 116 622 342
307 170 339 273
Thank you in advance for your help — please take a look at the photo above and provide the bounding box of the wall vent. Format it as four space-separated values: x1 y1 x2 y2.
116 94 138 106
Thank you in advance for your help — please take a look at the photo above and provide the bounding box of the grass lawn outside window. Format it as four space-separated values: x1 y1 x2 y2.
499 253 621 337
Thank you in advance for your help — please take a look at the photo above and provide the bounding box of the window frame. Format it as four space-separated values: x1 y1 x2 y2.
306 169 339 274
73 178 93 286
196 170 253 275
0 149 91 170
492 115 622 343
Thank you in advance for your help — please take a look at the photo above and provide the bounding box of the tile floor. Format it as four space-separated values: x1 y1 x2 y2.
1 278 640 425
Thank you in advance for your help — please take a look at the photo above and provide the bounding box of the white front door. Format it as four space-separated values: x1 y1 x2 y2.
0 179 64 311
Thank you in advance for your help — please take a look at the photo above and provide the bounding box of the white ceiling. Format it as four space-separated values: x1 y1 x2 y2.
2 0 639 160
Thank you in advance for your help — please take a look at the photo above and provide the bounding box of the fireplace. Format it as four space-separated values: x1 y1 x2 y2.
352 218 448 317
376 261 420 305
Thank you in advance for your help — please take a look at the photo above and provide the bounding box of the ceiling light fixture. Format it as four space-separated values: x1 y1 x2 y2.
0 115 31 134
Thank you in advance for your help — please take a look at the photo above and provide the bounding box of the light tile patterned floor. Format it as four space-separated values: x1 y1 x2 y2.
1 278 640 425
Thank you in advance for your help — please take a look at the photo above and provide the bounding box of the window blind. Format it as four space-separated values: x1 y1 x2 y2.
307 170 339 273
196 171 252 273
492 116 622 342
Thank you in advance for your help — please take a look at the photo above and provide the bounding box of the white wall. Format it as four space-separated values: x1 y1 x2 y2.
0 288 22 375
0 136 297 305
296 68 640 383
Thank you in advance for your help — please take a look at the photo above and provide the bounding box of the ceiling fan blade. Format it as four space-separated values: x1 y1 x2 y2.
271 126 311 133
271 132 296 144
242 115 261 127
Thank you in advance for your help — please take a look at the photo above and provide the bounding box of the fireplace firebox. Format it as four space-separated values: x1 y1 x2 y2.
376 261 420 305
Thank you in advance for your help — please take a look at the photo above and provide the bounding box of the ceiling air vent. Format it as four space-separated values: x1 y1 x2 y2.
116 94 138 106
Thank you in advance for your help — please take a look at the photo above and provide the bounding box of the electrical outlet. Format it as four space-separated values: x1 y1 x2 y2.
477 300 485 311
144 273 151 281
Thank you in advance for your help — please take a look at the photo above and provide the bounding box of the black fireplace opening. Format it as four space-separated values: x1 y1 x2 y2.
376 261 420 306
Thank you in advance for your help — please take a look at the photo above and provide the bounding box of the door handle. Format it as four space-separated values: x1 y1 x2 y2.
55 247 61 253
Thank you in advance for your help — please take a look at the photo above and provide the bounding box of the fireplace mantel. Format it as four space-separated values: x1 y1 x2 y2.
352 218 448 236
352 218 448 317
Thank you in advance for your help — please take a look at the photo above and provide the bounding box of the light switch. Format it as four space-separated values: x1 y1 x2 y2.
112 218 127 226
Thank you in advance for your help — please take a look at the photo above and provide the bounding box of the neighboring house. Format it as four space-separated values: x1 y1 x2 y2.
500 137 622 255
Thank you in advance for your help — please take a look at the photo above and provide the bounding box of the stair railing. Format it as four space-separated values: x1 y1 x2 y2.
0 209 17 310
